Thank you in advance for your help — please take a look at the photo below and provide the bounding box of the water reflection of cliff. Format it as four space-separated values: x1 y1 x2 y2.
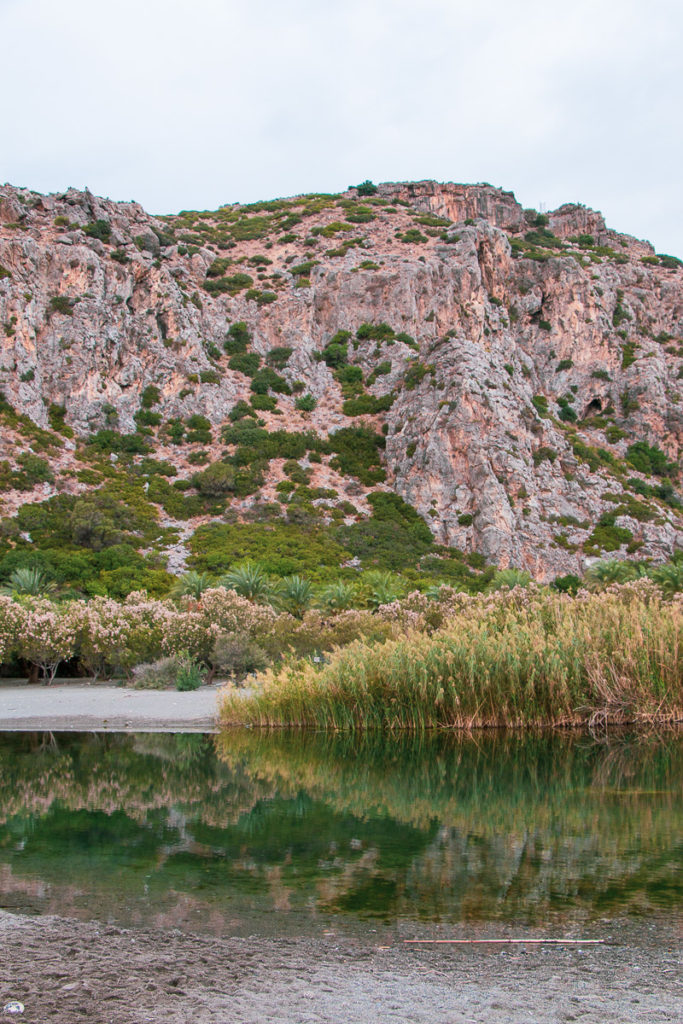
0 730 680 933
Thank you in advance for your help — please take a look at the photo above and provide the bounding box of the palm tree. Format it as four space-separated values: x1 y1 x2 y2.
585 559 640 590
317 579 358 612
360 570 405 610
219 562 272 602
169 570 214 600
0 567 58 598
488 568 532 591
649 562 683 597
274 575 314 618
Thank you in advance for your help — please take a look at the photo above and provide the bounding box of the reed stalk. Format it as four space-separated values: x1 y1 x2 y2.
219 582 683 731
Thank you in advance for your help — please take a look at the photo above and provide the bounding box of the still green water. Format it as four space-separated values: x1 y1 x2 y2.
0 730 680 937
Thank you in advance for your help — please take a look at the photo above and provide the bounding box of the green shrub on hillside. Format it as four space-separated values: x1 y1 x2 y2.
355 180 378 196
328 427 386 485
228 352 261 376
250 367 291 395
626 441 676 478
189 521 350 579
83 219 111 242
319 330 351 368
204 273 253 296
47 403 74 437
192 462 236 497
266 347 293 369
342 393 394 416
140 385 161 408
224 322 251 355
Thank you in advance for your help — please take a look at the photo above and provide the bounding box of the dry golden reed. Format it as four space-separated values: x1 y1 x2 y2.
219 582 683 730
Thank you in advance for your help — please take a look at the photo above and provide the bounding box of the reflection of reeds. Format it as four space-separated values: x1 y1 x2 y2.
213 730 683 922
219 584 683 730
214 729 683 839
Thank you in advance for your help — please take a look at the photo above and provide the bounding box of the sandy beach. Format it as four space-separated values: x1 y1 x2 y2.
0 681 222 732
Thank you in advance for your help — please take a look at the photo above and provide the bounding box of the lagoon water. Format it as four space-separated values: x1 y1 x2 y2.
0 730 680 938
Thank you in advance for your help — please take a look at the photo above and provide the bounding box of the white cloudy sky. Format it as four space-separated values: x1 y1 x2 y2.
1 0 681 254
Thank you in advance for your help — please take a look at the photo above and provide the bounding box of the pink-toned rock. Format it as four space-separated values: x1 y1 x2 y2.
0 179 681 580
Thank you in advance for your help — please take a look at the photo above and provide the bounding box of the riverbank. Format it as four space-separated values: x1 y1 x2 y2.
0 681 222 732
0 911 680 1024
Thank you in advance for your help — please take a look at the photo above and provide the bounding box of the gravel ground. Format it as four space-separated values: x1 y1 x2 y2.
0 682 222 732
0 911 680 1024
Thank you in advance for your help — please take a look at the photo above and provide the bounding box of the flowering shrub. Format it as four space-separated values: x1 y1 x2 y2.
2 579 682 695
16 599 84 682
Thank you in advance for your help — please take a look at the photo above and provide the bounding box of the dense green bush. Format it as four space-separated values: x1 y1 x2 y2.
86 430 150 455
319 330 351 368
585 518 633 553
355 180 378 196
200 370 221 384
135 408 162 428
206 257 232 278
83 219 111 241
224 322 250 355
250 367 291 395
204 273 253 296
228 352 261 376
229 400 256 421
147 478 207 519
222 425 320 465
335 364 363 385
185 415 212 444
192 462 236 497
246 289 277 306
266 347 293 369
328 427 386 485
400 229 428 244
342 393 394 416
250 394 278 412
140 385 161 408
532 395 550 417
357 323 395 341
189 521 350 580
47 404 74 437
626 441 676 478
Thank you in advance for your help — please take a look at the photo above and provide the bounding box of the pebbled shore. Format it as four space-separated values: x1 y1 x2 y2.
0 911 680 1024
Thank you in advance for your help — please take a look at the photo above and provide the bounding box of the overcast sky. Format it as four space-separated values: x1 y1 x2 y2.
1 0 681 254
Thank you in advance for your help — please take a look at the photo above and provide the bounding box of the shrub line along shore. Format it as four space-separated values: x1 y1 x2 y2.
0 578 681 732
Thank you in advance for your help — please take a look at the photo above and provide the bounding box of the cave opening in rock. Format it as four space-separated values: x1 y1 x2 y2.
584 397 603 417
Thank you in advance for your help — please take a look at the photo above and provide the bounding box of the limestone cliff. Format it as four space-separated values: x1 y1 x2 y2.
0 178 681 580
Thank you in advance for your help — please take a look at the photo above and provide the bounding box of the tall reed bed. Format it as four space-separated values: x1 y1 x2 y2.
219 582 683 730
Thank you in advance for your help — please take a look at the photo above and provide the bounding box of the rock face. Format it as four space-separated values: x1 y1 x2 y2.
0 178 682 579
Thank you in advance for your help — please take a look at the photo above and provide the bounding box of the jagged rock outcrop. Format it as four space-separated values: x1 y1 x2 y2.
0 178 681 579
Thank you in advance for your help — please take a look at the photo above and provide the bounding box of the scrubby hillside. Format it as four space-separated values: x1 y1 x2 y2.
0 178 681 595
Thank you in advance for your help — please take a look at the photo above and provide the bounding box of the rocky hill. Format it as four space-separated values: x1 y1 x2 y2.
0 177 681 592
